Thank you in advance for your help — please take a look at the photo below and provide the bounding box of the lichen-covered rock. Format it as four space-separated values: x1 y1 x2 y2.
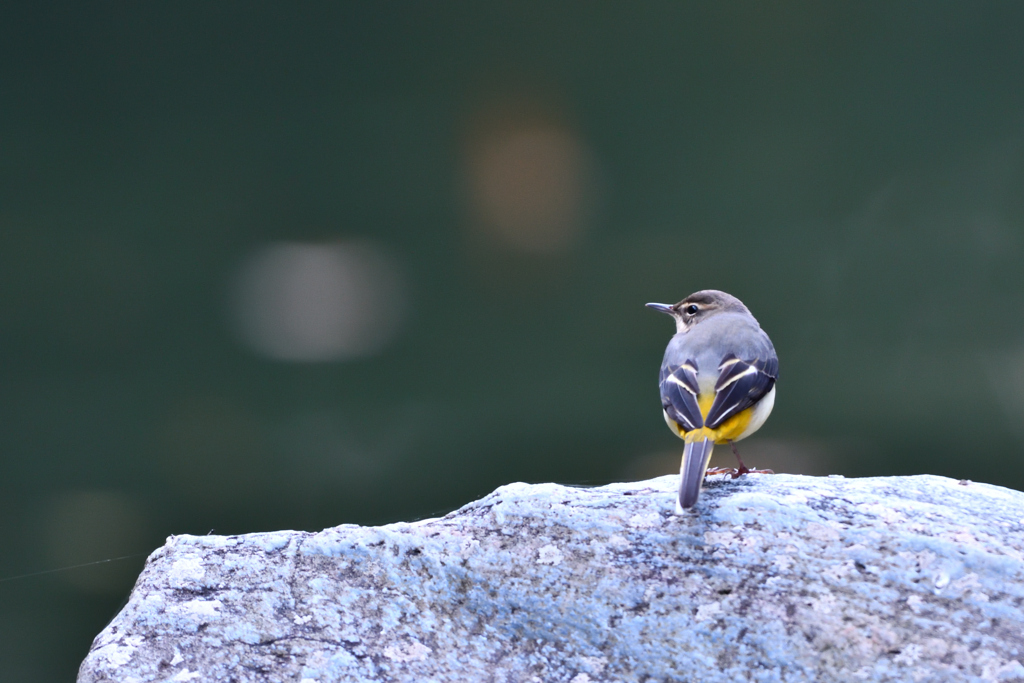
78 474 1024 683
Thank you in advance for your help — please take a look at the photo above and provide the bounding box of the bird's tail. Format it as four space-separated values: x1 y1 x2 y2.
677 437 715 512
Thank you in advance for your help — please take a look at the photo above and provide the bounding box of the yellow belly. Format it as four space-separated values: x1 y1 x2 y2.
665 392 755 444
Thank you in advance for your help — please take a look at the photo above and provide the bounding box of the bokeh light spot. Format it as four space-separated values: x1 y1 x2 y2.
464 107 595 255
231 241 405 362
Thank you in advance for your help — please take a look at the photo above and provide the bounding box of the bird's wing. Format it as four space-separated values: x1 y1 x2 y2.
704 352 778 429
659 359 704 432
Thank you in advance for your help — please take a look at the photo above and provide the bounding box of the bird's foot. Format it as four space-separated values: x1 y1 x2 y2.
706 467 739 479
705 465 775 480
735 465 774 478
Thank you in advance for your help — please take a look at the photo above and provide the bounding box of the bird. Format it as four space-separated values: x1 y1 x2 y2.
647 290 778 511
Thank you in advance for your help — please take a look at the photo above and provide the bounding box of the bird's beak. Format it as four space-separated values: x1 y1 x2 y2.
646 302 674 315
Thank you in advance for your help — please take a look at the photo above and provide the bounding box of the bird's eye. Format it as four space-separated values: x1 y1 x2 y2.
685 304 699 315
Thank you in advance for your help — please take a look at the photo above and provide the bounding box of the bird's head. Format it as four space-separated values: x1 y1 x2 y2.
646 289 752 334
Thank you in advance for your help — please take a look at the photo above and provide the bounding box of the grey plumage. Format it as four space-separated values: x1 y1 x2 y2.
661 310 777 429
677 438 715 509
647 290 779 511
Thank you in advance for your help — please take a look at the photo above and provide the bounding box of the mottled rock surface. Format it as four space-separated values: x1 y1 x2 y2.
79 474 1024 683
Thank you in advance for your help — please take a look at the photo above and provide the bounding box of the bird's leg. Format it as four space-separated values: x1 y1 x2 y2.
729 441 750 478
728 440 774 478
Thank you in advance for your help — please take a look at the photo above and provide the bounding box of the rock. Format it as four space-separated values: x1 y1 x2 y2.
78 474 1024 683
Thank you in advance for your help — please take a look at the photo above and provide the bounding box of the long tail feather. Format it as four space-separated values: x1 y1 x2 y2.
677 438 715 511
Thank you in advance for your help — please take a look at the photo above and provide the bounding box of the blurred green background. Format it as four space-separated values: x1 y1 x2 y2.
3 2 1024 679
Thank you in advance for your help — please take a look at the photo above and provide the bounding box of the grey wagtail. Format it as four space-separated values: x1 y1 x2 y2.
647 290 778 511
